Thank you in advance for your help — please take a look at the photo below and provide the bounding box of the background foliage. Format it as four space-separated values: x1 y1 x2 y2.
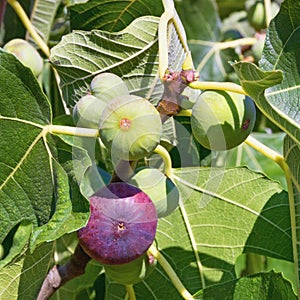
0 0 299 299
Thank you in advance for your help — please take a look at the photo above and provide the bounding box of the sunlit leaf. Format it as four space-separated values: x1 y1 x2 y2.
232 0 300 144
69 0 164 31
50 16 162 107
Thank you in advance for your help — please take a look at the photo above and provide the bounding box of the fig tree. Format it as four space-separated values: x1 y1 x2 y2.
99 95 163 160
90 73 129 101
3 38 43 76
104 252 156 285
78 182 158 265
73 94 106 128
191 90 256 151
129 168 179 218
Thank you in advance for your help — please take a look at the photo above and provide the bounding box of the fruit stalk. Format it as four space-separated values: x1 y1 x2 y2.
37 243 91 300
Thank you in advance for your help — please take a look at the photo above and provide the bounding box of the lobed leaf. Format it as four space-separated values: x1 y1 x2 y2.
232 0 300 144
158 167 291 292
0 51 90 253
69 0 164 31
50 16 162 107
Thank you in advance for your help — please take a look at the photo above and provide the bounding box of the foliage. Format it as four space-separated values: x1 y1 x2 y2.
0 0 299 299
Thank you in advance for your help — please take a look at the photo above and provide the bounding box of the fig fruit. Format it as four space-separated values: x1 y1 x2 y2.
90 73 129 101
99 95 163 160
104 252 156 285
73 94 106 128
248 1 266 31
3 38 43 76
248 1 280 31
129 168 179 218
78 182 158 265
191 90 256 151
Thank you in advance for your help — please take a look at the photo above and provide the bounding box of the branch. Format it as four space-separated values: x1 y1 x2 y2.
37 243 91 300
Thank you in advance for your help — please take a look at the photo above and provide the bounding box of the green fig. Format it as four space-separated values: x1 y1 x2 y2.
90 73 129 101
99 95 162 160
129 168 179 218
191 90 256 151
104 252 156 285
3 38 43 76
73 94 106 128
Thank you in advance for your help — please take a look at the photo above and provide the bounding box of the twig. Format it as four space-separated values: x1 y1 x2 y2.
37 243 91 300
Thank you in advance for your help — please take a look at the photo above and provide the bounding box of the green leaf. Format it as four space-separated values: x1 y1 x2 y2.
175 0 239 81
283 134 300 286
27 0 61 45
69 0 163 31
232 0 300 144
194 271 297 299
50 16 162 107
159 167 291 290
49 233 104 300
0 241 53 300
0 50 90 251
221 132 286 189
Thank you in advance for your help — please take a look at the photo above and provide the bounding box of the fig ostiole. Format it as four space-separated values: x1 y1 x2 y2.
191 90 256 151
78 182 158 265
3 38 43 77
73 94 107 128
129 168 180 218
99 95 163 160
90 73 129 101
104 252 156 285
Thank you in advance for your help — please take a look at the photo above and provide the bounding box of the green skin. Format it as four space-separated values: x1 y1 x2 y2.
104 252 156 285
129 168 180 218
99 95 163 161
73 94 107 128
90 72 129 101
191 90 256 151
3 39 43 77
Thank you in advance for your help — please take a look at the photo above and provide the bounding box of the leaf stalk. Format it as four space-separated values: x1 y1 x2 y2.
148 245 194 300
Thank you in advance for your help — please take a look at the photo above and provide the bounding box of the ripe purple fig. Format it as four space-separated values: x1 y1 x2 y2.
78 182 158 265
99 95 163 160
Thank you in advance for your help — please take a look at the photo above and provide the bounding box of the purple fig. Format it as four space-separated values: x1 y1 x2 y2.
78 182 158 265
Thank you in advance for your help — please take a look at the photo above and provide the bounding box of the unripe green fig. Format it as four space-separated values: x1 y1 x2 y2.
104 252 156 285
99 95 163 160
90 73 129 101
129 168 179 218
3 38 43 76
191 90 256 151
73 94 106 128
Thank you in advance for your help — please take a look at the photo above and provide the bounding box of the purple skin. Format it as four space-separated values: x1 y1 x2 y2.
78 182 158 265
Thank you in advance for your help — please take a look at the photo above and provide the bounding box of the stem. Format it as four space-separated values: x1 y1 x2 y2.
7 0 50 57
47 125 99 138
245 135 300 296
264 0 272 27
177 109 192 117
37 243 91 300
148 245 194 300
188 81 247 95
125 285 137 300
154 144 173 178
